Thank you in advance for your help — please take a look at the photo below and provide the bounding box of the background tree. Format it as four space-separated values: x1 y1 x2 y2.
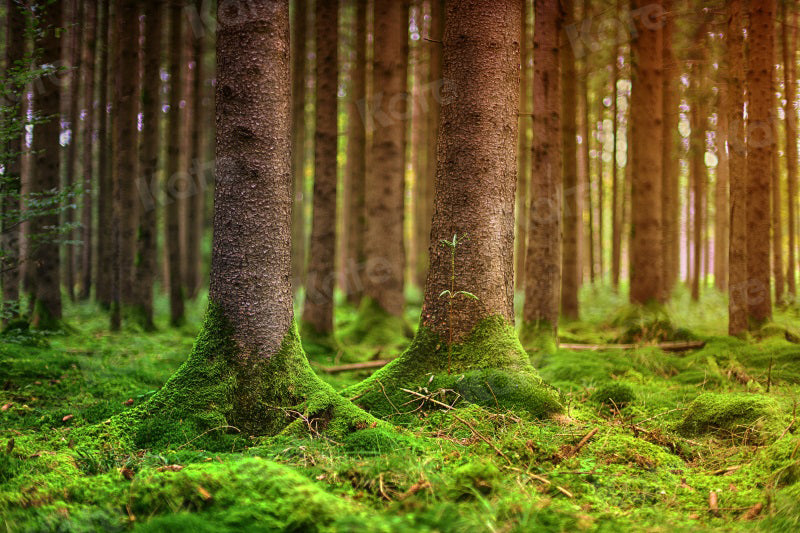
784 1 798 300
96 0 112 308
291 0 309 294
661 1 679 294
78 0 97 300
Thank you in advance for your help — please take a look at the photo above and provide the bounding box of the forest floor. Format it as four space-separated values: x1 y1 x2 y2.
1 286 800 532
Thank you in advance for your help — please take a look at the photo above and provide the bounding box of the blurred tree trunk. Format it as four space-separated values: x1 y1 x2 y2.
133 0 164 330
514 0 529 293
784 3 798 300
291 0 308 294
745 0 774 327
771 89 783 305
30 0 64 329
362 0 408 317
560 0 579 318
77 0 97 301
523 0 562 335
303 0 339 335
578 12 593 286
689 22 707 302
727 0 747 335
596 85 605 282
661 1 679 294
714 79 729 292
345 0 368 304
165 0 185 326
629 0 664 305
64 0 83 301
110 0 141 329
610 0 622 290
1 0 26 319
96 0 112 307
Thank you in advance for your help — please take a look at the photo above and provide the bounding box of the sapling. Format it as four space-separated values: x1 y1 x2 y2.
439 233 479 374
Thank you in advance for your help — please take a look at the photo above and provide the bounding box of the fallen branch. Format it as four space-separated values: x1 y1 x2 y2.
559 340 705 352
319 360 392 373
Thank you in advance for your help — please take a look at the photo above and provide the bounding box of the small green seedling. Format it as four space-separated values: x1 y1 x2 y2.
439 233 479 374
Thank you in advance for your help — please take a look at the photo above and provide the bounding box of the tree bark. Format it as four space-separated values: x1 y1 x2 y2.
2 0 26 319
745 0 774 326
727 0 747 335
629 0 664 305
611 0 622 290
661 1 679 294
96 0 112 308
77 0 97 301
133 0 163 330
165 0 186 327
771 89 784 305
689 22 707 302
784 2 798 300
579 20 594 286
361 0 408 318
30 0 64 329
345 0 368 304
596 83 605 281
561 0 580 318
714 78 729 292
64 0 83 301
291 0 308 294
523 0 563 334
514 0 529 292
302 0 339 335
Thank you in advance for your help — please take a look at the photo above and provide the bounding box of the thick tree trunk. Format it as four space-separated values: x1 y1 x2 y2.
77 0 97 301
561 0 580 318
2 0 26 319
745 0 774 327
165 0 185 327
133 0 163 330
30 0 64 329
714 81 729 292
110 0 141 329
303 0 339 336
661 1 679 295
362 0 408 317
514 0 529 293
784 3 798 300
523 0 563 335
96 0 112 308
629 0 664 305
347 0 561 420
291 0 308 294
727 0 747 335
344 0 367 304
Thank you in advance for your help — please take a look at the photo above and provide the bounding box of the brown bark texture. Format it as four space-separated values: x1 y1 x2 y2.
420 0 521 341
714 78 729 292
64 0 82 301
78 0 97 300
96 0 112 307
661 0 679 294
784 3 798 299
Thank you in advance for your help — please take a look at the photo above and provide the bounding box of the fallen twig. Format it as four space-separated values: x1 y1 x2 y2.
319 360 391 373
559 340 705 352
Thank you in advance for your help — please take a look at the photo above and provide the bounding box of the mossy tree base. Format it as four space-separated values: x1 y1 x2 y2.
343 316 563 421
101 304 382 452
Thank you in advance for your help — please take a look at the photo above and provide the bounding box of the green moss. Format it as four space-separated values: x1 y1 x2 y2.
344 316 562 421
677 392 784 442
448 459 503 500
592 433 684 470
765 483 800 531
592 382 637 407
338 297 411 349
342 427 422 456
609 303 693 343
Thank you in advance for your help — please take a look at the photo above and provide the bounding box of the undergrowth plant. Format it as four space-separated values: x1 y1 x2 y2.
439 233 478 374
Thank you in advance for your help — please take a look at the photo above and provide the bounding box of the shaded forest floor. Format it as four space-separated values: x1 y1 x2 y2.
2 286 800 531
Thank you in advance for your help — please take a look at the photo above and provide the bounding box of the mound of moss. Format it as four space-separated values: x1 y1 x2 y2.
592 382 636 407
342 427 422 456
677 392 784 442
448 459 503 500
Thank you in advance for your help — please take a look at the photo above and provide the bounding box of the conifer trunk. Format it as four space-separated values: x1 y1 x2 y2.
523 0 562 334
784 3 798 300
689 23 707 302
610 0 622 290
629 0 664 305
745 0 774 326
714 81 729 292
771 90 784 305
661 1 679 294
64 0 83 301
78 0 97 301
96 0 112 307
303 0 339 335
291 0 308 293
514 0 529 292
30 0 64 328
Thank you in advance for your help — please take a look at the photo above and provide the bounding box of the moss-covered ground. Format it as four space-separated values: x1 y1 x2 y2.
2 285 800 531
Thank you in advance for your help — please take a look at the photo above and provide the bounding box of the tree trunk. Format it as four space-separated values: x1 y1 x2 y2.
514 0 529 292
64 0 83 301
610 0 621 290
727 0 747 335
164 0 185 327
771 89 784 305
133 0 163 330
745 0 774 327
1 0 26 319
77 0 97 301
714 79 729 292
291 0 308 294
120 0 378 443
110 0 141 329
689 22 707 302
347 0 561 421
561 0 580 318
523 0 563 335
30 0 64 329
345 0 368 304
661 1 679 294
596 84 605 281
96 0 113 308
362 0 408 318
629 0 664 305
579 32 594 286
410 1 426 290
784 2 798 300
302 0 339 336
